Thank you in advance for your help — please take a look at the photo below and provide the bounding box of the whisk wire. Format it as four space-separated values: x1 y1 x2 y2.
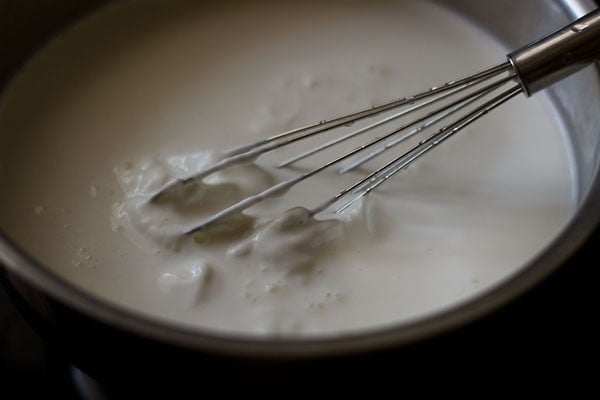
183 66 518 233
149 8 600 236
277 74 497 169
224 62 513 159
335 84 523 213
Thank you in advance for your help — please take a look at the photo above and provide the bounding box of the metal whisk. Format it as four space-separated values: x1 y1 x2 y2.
152 9 600 235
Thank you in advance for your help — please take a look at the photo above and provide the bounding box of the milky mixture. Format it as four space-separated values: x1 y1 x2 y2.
0 0 574 335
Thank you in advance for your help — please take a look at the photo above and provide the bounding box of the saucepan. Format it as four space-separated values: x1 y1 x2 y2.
0 0 598 395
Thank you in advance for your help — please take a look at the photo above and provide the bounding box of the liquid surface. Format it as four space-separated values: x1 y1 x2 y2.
0 0 574 335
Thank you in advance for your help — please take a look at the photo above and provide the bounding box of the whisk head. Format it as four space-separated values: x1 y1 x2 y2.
150 61 523 235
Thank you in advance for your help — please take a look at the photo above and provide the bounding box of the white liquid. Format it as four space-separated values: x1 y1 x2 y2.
0 0 574 336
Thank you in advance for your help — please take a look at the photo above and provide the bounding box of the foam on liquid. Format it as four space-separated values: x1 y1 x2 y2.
0 0 574 336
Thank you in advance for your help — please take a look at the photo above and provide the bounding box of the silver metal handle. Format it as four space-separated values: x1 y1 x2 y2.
508 8 600 96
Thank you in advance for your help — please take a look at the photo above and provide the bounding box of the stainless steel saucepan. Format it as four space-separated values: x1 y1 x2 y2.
0 0 598 395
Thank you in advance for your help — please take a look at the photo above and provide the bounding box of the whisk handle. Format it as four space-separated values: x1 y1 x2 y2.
508 8 600 96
